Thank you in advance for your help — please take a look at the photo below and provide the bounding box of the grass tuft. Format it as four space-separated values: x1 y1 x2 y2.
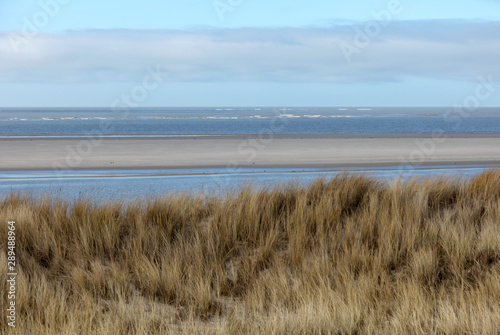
1 170 500 334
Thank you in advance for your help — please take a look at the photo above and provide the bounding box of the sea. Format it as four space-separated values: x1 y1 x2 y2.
1 107 500 202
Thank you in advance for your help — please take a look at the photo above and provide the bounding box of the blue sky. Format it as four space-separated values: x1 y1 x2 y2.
1 0 500 106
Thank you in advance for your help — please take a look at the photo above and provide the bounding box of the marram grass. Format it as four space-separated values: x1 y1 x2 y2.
1 170 500 334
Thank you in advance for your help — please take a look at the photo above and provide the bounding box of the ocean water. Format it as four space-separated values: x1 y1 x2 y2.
1 107 499 201
2 107 500 136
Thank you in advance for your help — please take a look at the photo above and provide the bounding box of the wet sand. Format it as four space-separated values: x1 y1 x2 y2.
1 133 499 171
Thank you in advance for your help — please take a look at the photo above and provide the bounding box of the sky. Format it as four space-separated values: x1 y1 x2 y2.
1 0 500 107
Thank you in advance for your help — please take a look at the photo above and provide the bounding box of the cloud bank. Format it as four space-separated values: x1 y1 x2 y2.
1 20 499 84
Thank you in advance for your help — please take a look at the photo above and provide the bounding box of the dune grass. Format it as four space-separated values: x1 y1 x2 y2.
1 170 500 334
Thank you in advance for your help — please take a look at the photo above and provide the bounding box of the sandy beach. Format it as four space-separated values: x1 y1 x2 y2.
1 133 499 171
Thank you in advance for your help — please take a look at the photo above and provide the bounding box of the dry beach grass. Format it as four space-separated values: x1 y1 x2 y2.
1 170 500 334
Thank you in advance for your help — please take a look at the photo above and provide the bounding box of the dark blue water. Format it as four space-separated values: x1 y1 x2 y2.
2 107 500 135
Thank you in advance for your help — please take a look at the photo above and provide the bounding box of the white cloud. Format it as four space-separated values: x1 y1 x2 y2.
1 20 499 84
